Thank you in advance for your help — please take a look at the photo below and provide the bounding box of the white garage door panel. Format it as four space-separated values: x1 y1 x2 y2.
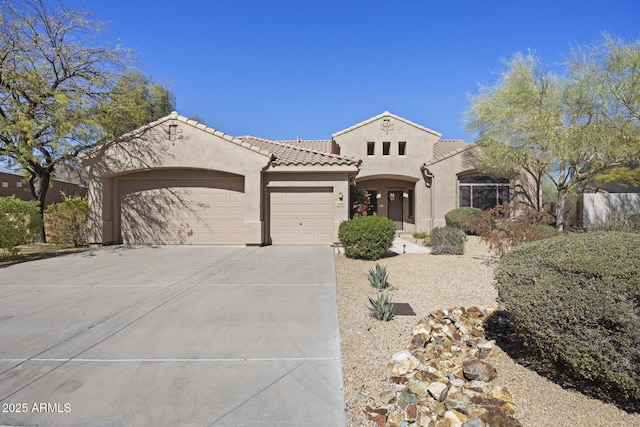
121 179 244 245
270 189 333 245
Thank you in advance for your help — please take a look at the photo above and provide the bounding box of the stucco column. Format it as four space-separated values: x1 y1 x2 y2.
243 170 264 245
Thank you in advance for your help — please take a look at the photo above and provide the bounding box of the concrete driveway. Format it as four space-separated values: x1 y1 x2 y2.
0 246 345 426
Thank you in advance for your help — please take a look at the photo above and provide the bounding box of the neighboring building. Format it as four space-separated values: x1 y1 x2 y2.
579 178 640 227
0 171 86 205
83 111 512 246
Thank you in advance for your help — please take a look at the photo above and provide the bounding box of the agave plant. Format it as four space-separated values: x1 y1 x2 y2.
368 293 394 321
368 263 390 291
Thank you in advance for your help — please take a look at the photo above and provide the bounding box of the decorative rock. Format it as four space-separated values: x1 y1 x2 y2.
369 307 522 427
450 378 465 387
444 409 468 426
462 418 485 427
365 406 388 427
389 350 420 376
430 400 447 417
409 378 431 398
479 407 522 427
410 333 429 350
462 359 497 382
466 380 491 394
466 307 484 319
488 386 515 404
405 403 418 421
428 381 450 401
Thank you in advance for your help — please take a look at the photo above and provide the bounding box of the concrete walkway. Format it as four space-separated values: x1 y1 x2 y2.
335 235 430 255
0 246 345 426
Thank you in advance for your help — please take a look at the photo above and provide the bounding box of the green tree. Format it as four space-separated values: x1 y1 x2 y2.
467 36 640 229
97 70 175 140
0 0 174 241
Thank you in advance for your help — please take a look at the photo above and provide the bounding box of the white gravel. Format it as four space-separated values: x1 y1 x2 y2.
335 236 640 427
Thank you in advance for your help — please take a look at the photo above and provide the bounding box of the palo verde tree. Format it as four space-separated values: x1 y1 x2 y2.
0 0 174 241
467 35 640 229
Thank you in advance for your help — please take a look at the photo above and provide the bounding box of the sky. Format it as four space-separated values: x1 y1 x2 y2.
62 0 639 142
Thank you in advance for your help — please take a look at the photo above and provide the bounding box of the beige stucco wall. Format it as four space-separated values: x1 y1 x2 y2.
333 114 440 232
82 118 270 245
427 148 477 229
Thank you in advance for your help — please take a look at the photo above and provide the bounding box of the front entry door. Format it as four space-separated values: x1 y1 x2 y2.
387 190 403 230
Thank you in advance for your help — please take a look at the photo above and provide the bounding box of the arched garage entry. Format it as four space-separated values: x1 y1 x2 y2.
115 169 244 245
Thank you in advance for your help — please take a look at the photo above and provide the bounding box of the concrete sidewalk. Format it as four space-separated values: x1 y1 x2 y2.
0 246 345 426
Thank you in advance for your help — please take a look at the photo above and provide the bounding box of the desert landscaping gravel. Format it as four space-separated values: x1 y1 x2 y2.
335 236 640 426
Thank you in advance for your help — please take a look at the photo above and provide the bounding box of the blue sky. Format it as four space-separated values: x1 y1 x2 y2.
65 0 638 141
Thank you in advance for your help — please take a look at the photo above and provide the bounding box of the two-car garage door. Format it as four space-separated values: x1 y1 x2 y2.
269 189 334 245
118 174 334 246
120 177 244 245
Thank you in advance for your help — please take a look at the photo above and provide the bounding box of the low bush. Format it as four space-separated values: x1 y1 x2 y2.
445 207 484 234
0 196 42 256
45 195 89 246
494 232 640 404
628 212 640 231
430 226 465 255
587 212 640 233
412 231 428 239
338 215 396 260
470 203 557 256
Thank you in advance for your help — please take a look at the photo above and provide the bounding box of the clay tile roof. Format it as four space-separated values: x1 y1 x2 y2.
433 139 470 159
425 139 474 166
332 111 442 138
238 136 359 167
275 139 333 154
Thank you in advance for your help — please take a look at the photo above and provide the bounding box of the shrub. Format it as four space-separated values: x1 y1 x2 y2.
430 226 465 255
445 207 484 234
0 196 42 256
338 215 396 260
470 203 557 256
494 232 640 404
368 292 394 321
587 211 640 233
368 263 390 291
45 195 89 246
412 231 428 239
628 212 640 231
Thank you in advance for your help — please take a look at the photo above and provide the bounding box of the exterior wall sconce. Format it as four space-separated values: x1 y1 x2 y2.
338 192 343 201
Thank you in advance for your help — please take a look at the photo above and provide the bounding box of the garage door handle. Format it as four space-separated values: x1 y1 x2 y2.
300 219 303 225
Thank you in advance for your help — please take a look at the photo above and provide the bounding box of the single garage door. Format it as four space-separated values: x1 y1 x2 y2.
120 178 244 245
270 188 333 245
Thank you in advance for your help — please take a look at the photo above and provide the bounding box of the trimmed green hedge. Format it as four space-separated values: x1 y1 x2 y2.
494 232 640 403
445 207 484 234
338 215 396 260
430 226 466 255
0 196 42 256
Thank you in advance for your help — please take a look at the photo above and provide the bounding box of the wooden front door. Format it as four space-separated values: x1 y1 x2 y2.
387 190 403 230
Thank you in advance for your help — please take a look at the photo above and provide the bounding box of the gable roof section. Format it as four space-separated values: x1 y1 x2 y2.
238 136 359 167
82 112 274 160
332 111 442 138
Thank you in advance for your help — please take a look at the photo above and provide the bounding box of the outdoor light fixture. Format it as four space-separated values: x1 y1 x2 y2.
338 192 343 201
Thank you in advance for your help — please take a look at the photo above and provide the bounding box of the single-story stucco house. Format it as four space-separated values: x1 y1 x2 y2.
82 111 511 246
